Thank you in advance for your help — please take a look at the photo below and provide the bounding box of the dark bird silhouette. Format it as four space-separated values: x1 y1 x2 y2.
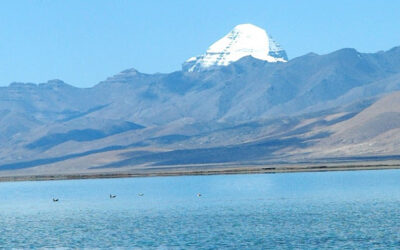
52 198 59 202
109 194 117 199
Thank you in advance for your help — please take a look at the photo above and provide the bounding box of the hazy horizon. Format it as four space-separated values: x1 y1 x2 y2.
1 0 400 87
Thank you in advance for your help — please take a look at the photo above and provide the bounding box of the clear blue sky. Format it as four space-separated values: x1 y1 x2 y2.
1 0 399 87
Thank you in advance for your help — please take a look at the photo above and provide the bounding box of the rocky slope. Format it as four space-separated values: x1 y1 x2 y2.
1 25 400 174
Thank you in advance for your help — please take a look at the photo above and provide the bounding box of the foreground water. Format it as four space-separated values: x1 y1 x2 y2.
1 170 400 248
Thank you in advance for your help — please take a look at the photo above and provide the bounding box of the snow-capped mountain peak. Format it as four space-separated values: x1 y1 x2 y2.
183 23 288 72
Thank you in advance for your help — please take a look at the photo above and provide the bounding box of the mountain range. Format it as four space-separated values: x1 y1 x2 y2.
1 24 400 176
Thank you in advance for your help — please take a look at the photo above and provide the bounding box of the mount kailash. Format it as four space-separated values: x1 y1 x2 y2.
1 23 400 175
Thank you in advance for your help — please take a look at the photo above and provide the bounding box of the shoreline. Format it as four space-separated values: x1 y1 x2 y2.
1 163 400 182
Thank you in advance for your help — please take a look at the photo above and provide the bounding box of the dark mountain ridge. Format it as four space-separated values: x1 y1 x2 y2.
1 46 400 174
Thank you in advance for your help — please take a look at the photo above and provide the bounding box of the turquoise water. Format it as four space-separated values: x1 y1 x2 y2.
1 170 400 249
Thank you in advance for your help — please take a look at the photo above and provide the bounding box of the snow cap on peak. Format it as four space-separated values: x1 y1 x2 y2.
183 23 288 72
230 23 265 34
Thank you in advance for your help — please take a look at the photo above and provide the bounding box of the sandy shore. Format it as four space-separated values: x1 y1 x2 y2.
1 162 400 182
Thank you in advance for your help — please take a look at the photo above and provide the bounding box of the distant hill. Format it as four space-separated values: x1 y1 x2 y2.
1 27 400 175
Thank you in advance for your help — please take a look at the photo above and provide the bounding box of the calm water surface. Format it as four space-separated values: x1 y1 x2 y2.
1 170 400 249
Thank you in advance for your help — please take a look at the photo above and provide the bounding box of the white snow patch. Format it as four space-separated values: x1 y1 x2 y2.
183 24 287 72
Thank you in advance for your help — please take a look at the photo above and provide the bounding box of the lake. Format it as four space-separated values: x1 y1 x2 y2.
1 170 400 248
